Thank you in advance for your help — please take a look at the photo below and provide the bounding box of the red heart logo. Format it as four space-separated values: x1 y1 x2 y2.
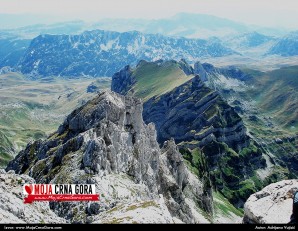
25 185 32 195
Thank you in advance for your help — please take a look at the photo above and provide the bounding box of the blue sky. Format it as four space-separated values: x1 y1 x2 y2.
1 0 298 29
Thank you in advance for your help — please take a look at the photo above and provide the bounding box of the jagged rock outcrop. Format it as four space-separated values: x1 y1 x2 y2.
111 60 251 150
0 169 67 223
243 180 298 224
6 91 212 223
194 62 208 82
178 59 194 76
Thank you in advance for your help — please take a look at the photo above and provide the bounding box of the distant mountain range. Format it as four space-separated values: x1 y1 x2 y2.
0 13 297 77
1 29 298 78
223 32 277 50
267 31 298 56
17 30 235 77
0 34 31 68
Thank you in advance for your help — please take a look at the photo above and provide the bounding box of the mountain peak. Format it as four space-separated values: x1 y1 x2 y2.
6 90 212 223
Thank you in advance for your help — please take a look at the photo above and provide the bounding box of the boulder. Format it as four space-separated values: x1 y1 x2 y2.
243 180 298 224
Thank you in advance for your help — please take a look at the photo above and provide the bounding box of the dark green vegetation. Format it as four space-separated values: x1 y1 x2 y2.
245 67 298 178
0 73 111 167
181 141 266 206
200 63 298 181
0 130 13 167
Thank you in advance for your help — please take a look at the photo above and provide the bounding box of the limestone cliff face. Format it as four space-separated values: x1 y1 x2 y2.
243 180 298 224
6 91 212 223
143 75 248 150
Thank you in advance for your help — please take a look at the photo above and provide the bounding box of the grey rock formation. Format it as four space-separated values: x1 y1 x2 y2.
143 75 248 149
6 91 212 223
194 62 208 82
0 169 67 223
243 180 298 224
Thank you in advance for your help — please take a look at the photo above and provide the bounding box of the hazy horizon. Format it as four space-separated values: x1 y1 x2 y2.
0 0 298 30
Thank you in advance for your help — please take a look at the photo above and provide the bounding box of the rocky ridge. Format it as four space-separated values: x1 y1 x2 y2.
112 60 267 207
6 91 213 223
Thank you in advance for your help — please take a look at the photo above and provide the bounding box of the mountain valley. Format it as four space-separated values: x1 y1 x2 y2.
0 73 110 167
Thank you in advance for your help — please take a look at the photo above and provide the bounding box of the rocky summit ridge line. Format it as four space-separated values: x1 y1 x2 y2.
5 91 213 223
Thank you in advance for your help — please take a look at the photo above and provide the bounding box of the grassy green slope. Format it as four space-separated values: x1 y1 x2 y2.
131 61 194 101
0 130 13 167
228 66 298 179
246 66 298 132
213 191 243 223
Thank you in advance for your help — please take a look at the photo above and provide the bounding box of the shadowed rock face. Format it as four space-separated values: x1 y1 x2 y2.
243 180 298 224
111 65 135 96
143 75 248 149
6 91 212 223
143 75 266 206
112 60 250 150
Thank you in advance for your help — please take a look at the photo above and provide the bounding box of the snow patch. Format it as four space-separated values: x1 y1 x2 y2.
33 60 41 69
100 39 119 51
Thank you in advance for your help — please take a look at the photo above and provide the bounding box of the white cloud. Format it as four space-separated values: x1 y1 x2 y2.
0 0 298 29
